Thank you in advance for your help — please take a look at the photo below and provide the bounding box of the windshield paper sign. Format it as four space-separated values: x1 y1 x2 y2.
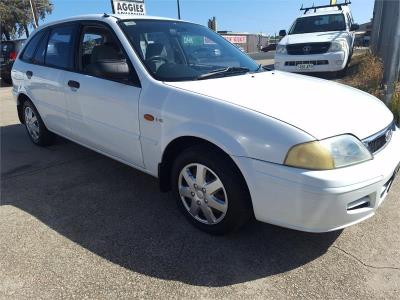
221 35 247 44
112 0 146 15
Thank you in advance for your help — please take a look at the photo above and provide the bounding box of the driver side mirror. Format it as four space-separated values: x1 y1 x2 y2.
279 30 287 37
350 24 360 31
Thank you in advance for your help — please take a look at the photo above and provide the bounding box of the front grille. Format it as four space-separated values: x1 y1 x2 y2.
285 60 329 66
363 122 396 154
367 135 387 153
286 42 331 55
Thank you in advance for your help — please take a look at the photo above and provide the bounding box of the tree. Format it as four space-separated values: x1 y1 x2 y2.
0 0 53 40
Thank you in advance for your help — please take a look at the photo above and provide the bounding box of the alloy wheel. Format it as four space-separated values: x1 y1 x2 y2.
178 163 228 225
24 106 40 141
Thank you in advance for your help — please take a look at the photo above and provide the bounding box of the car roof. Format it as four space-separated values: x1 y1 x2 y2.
37 14 188 29
298 6 350 18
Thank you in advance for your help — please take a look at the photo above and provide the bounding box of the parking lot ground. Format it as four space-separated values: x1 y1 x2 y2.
1 84 400 299
249 51 275 67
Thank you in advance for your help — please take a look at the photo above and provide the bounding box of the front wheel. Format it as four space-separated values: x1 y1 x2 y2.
171 145 252 235
336 54 351 78
336 65 348 78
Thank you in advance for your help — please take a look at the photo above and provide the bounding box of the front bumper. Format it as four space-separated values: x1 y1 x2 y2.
274 51 347 73
234 127 400 232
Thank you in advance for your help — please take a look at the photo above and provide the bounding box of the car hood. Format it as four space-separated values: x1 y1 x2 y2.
166 71 393 140
280 31 348 45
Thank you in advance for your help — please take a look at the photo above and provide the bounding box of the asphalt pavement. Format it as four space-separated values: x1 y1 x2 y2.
248 51 275 67
1 77 400 299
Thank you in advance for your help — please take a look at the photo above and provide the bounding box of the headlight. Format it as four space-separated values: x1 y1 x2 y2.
276 44 287 54
284 135 373 170
329 40 347 52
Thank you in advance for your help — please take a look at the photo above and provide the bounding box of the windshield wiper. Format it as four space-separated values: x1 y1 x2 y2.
197 67 250 80
255 64 272 72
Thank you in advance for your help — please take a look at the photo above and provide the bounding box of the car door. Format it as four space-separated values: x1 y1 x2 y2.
21 24 77 136
64 23 144 167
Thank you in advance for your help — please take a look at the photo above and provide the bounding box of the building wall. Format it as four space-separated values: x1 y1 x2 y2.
219 33 269 53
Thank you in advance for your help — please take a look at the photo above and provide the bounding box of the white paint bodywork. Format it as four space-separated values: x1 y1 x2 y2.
275 8 356 73
11 15 400 232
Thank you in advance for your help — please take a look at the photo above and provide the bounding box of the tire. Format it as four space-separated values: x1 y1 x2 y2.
336 54 351 78
171 144 252 235
2 76 12 84
336 65 348 78
22 99 54 146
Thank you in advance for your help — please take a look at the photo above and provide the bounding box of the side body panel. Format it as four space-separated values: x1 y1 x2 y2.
137 81 314 176
12 59 69 135
64 71 144 167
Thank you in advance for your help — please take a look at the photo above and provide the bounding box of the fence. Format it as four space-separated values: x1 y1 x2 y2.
370 0 400 106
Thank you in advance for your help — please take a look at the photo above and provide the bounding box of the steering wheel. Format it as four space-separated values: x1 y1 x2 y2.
146 55 168 64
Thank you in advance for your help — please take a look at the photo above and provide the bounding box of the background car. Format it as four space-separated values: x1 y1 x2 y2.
274 2 359 76
261 43 277 52
0 39 26 84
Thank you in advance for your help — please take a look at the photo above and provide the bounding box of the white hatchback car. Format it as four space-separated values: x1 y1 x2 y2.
275 3 358 75
12 15 400 234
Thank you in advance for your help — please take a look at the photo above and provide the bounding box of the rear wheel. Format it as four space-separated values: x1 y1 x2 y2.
171 145 252 235
2 76 12 84
23 100 54 146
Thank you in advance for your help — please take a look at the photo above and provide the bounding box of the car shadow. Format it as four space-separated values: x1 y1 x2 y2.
1 124 341 287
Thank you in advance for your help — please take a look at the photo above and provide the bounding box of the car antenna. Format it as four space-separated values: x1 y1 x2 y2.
103 12 121 20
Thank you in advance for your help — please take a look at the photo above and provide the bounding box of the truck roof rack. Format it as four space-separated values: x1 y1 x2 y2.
300 1 351 14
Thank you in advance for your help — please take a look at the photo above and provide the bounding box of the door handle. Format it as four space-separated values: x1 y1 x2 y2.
26 71 33 79
68 80 80 89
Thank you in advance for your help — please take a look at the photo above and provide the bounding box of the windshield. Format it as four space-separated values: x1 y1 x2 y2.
289 14 346 34
119 20 261 82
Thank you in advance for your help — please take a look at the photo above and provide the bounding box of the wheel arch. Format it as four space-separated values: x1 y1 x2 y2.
16 92 32 124
158 136 251 206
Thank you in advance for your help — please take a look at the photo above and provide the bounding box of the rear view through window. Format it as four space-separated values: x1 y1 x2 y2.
21 32 45 62
119 20 260 81
46 26 75 69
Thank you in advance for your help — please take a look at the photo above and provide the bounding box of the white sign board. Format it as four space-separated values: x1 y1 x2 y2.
112 0 146 15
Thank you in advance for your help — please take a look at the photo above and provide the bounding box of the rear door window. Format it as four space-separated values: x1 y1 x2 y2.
45 25 76 69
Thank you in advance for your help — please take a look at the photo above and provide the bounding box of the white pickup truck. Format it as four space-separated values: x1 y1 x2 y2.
275 1 359 76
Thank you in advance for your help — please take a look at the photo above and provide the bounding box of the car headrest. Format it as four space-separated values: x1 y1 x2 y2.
91 44 120 63
146 43 165 60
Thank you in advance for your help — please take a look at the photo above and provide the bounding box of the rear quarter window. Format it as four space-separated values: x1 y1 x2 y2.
21 32 44 62
32 31 49 65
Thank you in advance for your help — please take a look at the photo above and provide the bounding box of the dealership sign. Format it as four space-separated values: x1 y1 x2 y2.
111 0 146 15
222 35 247 44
